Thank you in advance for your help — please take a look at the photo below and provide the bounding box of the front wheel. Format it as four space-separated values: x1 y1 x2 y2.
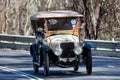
44 52 49 76
85 50 92 75
33 59 39 74
31 44 39 74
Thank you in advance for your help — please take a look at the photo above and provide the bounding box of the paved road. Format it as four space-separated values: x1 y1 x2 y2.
0 49 120 80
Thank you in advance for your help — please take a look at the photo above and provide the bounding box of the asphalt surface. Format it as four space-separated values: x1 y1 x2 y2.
0 49 120 80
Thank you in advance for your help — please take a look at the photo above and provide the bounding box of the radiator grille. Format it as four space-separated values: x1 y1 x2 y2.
60 42 75 58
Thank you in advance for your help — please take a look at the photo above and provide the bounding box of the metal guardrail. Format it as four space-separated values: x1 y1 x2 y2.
0 34 35 50
0 34 120 57
85 39 120 57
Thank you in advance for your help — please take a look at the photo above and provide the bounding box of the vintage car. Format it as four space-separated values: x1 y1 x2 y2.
30 10 92 76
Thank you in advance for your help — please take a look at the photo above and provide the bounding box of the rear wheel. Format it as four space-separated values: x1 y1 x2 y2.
85 50 92 75
44 52 49 76
74 64 79 71
74 56 80 71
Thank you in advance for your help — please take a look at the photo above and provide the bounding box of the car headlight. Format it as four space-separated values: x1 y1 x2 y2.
74 46 82 55
54 47 62 56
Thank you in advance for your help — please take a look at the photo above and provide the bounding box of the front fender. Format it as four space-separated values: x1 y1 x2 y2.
42 45 51 51
30 43 37 56
84 42 93 49
82 42 92 59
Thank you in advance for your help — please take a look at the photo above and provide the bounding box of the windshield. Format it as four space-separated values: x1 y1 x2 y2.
47 18 76 31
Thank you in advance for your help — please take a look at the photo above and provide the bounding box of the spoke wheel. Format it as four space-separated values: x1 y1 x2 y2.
74 56 80 72
33 59 39 74
44 52 49 76
85 50 92 75
74 64 79 71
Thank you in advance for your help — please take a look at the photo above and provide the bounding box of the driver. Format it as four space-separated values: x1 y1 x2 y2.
62 20 72 30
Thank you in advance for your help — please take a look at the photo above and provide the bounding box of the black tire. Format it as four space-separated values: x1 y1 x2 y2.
44 52 49 76
74 64 79 71
38 46 43 67
33 59 39 74
74 56 80 71
85 50 92 75
30 45 33 56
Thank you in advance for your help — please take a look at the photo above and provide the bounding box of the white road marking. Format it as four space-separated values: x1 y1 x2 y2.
0 66 44 80
81 76 120 79
93 56 120 59
107 65 115 68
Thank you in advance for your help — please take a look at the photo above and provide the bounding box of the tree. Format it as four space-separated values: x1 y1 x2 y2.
0 0 120 40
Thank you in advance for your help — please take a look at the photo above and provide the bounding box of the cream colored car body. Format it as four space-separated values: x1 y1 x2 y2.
44 34 79 52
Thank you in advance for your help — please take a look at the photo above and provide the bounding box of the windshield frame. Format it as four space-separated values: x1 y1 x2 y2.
46 17 77 31
44 17 79 36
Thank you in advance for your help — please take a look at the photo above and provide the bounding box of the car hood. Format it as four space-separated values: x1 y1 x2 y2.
47 34 78 43
44 34 79 50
